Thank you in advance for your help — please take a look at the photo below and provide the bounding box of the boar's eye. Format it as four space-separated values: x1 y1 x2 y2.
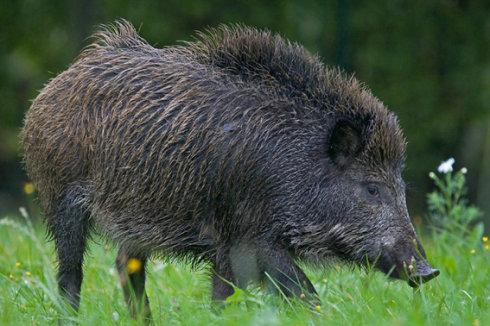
366 183 379 197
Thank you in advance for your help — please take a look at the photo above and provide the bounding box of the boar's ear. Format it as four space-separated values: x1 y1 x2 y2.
328 118 371 168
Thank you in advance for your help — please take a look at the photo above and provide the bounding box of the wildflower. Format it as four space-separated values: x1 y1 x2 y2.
9 274 14 280
18 207 29 219
470 249 476 254
154 262 166 272
25 271 31 276
484 244 490 251
428 172 436 179
315 305 321 312
112 311 120 322
127 258 142 274
483 236 488 243
300 293 306 299
437 158 455 174
461 167 467 174
23 182 35 195
15 262 21 268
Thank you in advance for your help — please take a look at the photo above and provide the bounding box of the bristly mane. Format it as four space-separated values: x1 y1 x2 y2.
187 25 328 104
186 24 407 167
82 20 406 167
78 20 153 59
185 25 376 111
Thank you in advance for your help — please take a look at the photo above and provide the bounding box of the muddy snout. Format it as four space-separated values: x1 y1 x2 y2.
407 260 440 288
377 240 439 287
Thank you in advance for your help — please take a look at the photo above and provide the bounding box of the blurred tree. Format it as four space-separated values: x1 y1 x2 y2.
0 0 488 227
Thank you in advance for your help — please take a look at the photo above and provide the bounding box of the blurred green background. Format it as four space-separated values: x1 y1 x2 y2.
1 0 489 226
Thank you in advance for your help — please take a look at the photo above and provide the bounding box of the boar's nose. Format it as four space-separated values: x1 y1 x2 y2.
407 260 440 288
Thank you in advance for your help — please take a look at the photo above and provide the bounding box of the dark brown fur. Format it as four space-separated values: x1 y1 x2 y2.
22 20 437 316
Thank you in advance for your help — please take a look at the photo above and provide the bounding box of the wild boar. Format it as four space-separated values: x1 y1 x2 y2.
22 20 439 317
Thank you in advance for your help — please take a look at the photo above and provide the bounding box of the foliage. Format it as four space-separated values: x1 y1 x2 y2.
427 158 482 238
1 0 489 220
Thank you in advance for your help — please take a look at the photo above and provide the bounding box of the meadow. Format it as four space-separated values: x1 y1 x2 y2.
1 164 489 325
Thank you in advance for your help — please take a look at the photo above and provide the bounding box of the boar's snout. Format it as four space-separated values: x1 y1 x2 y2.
407 260 440 287
376 238 439 287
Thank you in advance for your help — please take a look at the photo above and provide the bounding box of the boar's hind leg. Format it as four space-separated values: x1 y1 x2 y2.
116 248 151 320
211 250 236 301
50 184 91 310
259 246 318 303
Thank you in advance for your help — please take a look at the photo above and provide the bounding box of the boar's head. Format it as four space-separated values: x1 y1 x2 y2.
282 101 439 287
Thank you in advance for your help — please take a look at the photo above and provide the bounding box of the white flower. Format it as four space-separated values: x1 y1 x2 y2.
461 167 467 174
18 207 29 219
112 311 120 321
437 158 455 174
153 262 166 272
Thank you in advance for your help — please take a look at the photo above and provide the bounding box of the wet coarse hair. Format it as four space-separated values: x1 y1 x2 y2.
22 20 419 316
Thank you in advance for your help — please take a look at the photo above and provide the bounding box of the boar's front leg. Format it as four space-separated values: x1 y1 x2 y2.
258 245 318 303
115 248 151 321
213 242 318 303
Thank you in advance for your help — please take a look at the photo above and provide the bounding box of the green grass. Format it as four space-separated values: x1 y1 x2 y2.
0 215 489 325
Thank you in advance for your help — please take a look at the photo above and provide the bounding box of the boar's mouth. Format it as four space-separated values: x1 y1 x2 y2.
376 246 439 287
406 260 440 287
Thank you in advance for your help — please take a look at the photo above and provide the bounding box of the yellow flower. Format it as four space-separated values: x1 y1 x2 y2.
470 249 476 254
23 182 35 195
483 236 488 243
9 274 14 280
25 271 31 276
15 262 21 268
127 258 142 274
315 305 321 312
484 244 490 251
